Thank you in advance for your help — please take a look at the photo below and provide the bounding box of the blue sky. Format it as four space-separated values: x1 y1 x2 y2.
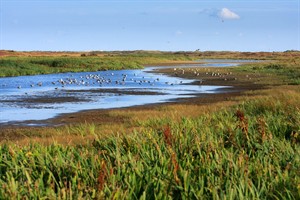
0 0 299 52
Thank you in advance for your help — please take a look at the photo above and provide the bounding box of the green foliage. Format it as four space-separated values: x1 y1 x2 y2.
236 60 300 85
0 52 198 77
0 56 144 77
0 94 299 199
0 52 299 198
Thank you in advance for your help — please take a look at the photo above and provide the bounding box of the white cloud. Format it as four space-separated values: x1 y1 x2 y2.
218 8 240 20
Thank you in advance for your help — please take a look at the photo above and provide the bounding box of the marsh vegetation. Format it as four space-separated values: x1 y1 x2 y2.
0 51 299 199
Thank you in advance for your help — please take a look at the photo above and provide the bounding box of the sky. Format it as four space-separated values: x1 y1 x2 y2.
0 0 299 52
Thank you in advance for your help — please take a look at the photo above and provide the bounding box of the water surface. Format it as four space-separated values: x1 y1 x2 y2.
0 60 246 124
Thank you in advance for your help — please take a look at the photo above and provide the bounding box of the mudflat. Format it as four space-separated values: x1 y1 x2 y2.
0 62 264 129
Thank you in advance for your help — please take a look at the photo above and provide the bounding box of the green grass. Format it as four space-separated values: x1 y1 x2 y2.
234 59 300 85
0 52 197 77
0 51 299 198
0 56 142 77
0 92 299 199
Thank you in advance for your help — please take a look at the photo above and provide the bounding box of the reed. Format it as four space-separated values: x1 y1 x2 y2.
0 51 299 198
0 89 299 199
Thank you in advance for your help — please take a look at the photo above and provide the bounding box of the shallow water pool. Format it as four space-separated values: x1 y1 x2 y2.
0 60 248 124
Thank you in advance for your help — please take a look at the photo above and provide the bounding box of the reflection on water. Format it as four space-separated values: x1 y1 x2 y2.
0 60 245 124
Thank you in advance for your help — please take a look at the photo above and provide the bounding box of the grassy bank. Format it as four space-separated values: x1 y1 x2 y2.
0 51 197 77
0 88 299 199
1 50 299 77
234 59 300 85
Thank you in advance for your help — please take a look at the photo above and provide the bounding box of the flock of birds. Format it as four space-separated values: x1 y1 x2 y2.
6 71 183 91
172 67 253 82
2 67 253 91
